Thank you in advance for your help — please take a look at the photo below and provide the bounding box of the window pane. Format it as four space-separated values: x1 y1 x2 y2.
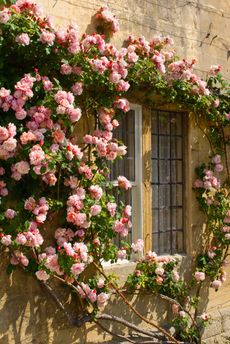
159 160 170 183
159 112 170 135
159 136 170 158
151 110 185 254
152 185 158 209
152 134 158 158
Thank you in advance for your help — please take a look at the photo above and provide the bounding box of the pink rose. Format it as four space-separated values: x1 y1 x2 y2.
117 249 127 260
131 239 144 253
90 204 102 216
60 64 72 75
39 31 55 45
211 279 222 289
89 185 103 200
1 234 12 246
5 208 16 219
15 33 30 46
118 176 131 190
194 271 205 282
97 292 109 308
71 263 85 276
36 270 50 281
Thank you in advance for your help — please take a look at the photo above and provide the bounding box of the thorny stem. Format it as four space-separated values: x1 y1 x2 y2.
158 294 197 329
49 274 166 340
94 320 135 343
97 313 164 340
93 262 180 344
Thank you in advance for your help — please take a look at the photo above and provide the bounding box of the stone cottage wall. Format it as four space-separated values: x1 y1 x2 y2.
1 1 230 343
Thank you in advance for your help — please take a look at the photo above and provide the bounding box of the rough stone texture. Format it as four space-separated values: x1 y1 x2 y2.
1 1 230 343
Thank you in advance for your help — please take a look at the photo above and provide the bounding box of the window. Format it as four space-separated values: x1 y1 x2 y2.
151 110 186 255
110 104 143 244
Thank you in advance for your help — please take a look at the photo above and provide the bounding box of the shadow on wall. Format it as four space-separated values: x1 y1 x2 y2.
0 251 211 344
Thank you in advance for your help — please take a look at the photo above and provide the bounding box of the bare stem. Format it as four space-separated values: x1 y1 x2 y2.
94 320 135 343
93 262 180 344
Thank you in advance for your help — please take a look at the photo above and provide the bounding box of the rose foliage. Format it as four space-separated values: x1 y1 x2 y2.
0 1 229 343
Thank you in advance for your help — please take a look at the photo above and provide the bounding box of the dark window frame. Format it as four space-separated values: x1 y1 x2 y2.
151 109 187 255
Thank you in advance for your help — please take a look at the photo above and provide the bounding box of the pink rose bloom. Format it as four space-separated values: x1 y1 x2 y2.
179 311 186 318
0 9 10 24
124 205 132 217
90 204 102 216
89 185 103 200
60 64 72 75
209 65 221 76
194 271 205 282
15 33 30 46
15 161 30 175
107 202 117 217
222 226 230 233
15 233 27 245
36 270 50 281
52 129 65 143
114 98 130 112
0 126 9 141
67 107 82 123
5 208 16 219
225 233 230 240
117 249 127 260
20 131 37 145
2 137 17 152
29 145 45 165
145 250 157 261
15 108 27 120
118 176 131 190
131 239 144 253
97 278 105 288
97 292 109 308
212 154 221 164
201 313 209 321
172 270 180 282
71 263 85 276
117 145 127 156
155 267 164 276
24 197 36 211
39 30 55 45
113 220 128 237
109 72 121 84
1 234 12 246
156 276 164 284
214 164 224 173
88 289 97 303
211 279 222 289
71 82 83 95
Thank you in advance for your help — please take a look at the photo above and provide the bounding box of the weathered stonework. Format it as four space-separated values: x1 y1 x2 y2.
1 1 230 343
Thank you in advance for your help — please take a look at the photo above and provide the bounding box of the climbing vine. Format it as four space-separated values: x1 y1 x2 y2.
0 1 229 343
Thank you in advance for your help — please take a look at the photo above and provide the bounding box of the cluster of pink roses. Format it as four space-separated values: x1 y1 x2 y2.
77 282 110 309
95 6 119 33
54 90 82 123
24 196 49 223
112 206 132 237
0 74 36 120
0 123 17 160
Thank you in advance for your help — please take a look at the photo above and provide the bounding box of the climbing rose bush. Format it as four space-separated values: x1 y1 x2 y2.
0 1 229 343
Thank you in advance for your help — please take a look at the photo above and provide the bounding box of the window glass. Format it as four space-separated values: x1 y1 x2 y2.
151 110 185 254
